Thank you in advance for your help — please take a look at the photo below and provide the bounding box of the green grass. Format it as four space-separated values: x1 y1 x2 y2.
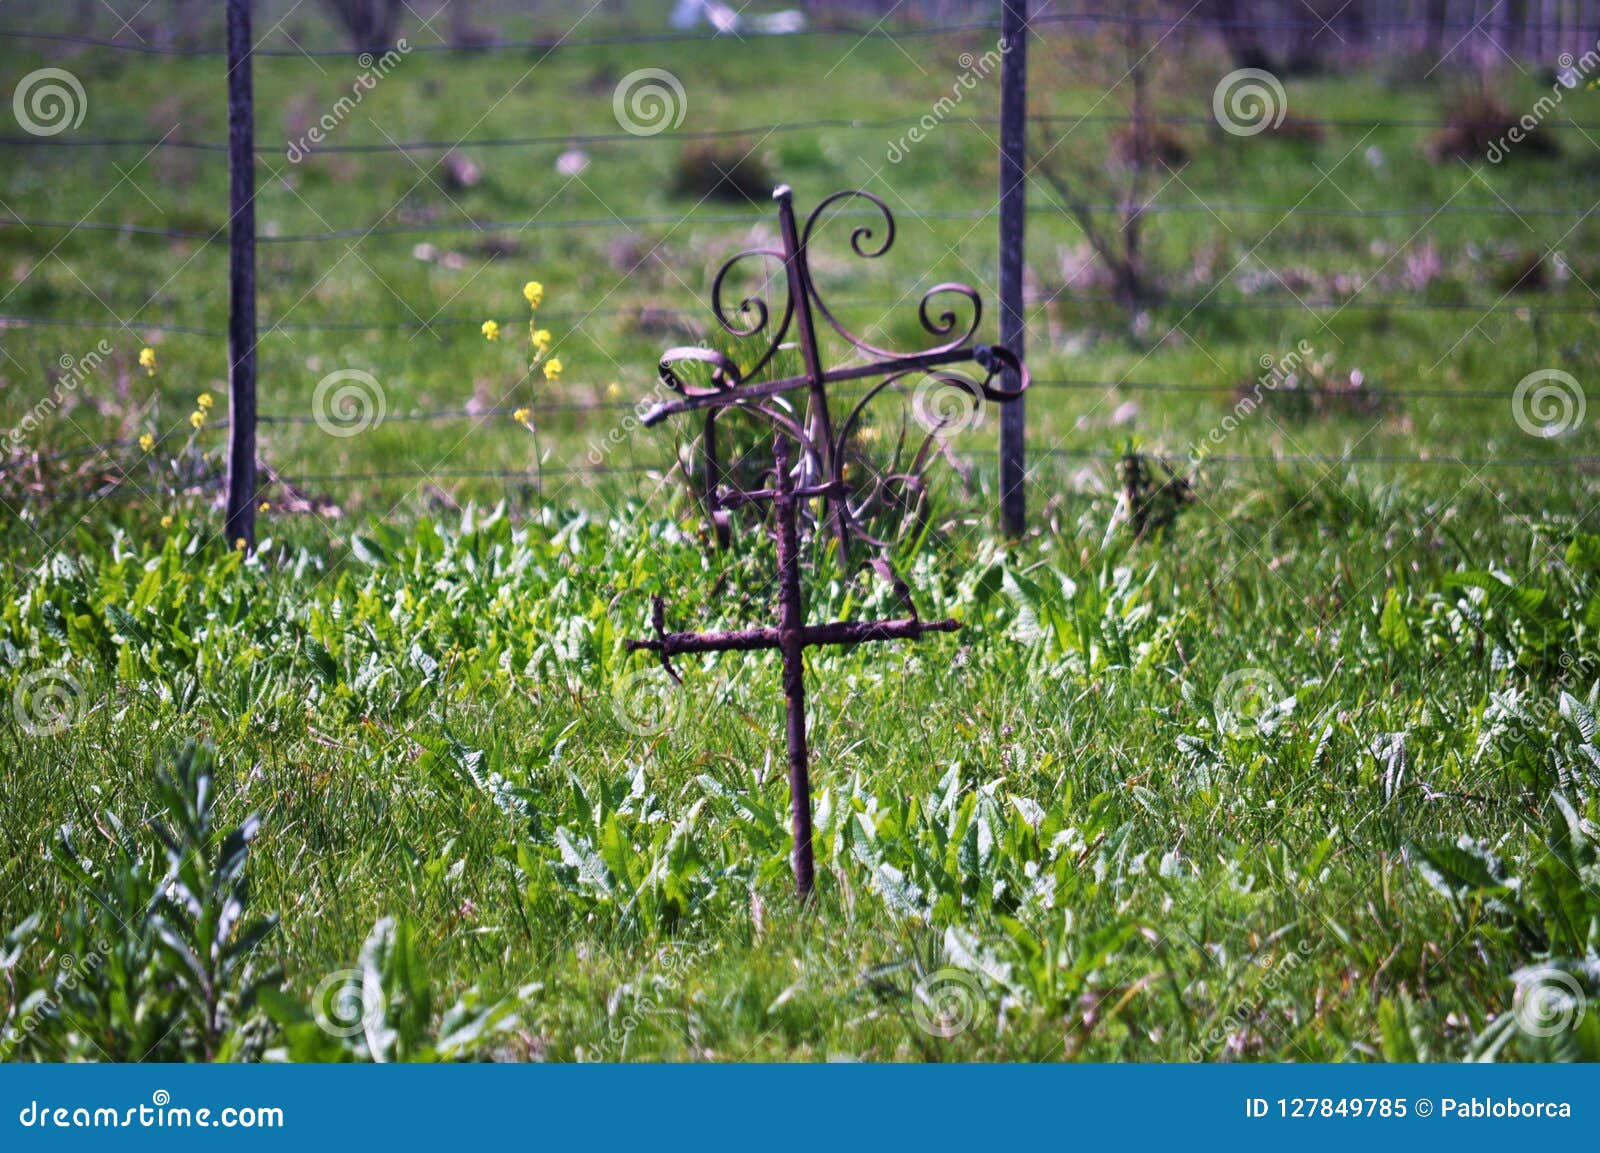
3 13 1600 1062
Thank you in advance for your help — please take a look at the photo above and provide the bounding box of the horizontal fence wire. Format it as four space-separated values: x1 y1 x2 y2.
6 200 1600 249
11 112 1600 156
0 10 1594 57
5 283 1596 343
15 451 1599 509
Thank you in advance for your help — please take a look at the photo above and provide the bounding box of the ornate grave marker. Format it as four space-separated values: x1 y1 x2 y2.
629 185 1028 897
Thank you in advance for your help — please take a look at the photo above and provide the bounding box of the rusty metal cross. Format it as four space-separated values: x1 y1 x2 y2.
629 184 1027 899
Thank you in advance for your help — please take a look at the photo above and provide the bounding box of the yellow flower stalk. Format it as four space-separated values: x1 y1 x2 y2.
522 280 544 309
138 347 157 375
197 392 214 411
513 407 531 424
481 320 501 341
188 411 205 429
543 357 563 381
530 327 552 355
138 432 155 452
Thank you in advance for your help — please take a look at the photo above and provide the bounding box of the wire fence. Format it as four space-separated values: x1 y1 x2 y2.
3 1 1598 519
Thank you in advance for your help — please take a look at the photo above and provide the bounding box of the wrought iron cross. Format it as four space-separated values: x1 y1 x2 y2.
629 185 1028 899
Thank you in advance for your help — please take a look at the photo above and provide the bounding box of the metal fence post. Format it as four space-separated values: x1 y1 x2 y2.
225 0 258 549
998 0 1028 537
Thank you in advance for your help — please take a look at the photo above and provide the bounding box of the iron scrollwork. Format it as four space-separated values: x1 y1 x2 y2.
644 184 1028 559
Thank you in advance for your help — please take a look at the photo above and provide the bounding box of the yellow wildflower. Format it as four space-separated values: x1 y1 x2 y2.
481 320 501 341
605 382 620 399
139 432 155 452
258 501 271 512
543 357 563 381
188 411 205 429
234 538 248 551
513 407 531 424
160 515 173 529
197 392 214 411
530 327 552 354
138 347 157 375
522 280 544 309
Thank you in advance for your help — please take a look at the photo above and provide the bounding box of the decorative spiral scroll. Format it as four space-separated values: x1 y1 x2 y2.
659 346 744 396
801 191 980 359
709 247 793 386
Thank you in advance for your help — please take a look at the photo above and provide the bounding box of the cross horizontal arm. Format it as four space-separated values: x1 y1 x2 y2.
641 346 992 427
626 615 960 658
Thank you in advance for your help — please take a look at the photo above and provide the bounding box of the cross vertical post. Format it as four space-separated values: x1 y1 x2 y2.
773 185 848 560
772 436 815 898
